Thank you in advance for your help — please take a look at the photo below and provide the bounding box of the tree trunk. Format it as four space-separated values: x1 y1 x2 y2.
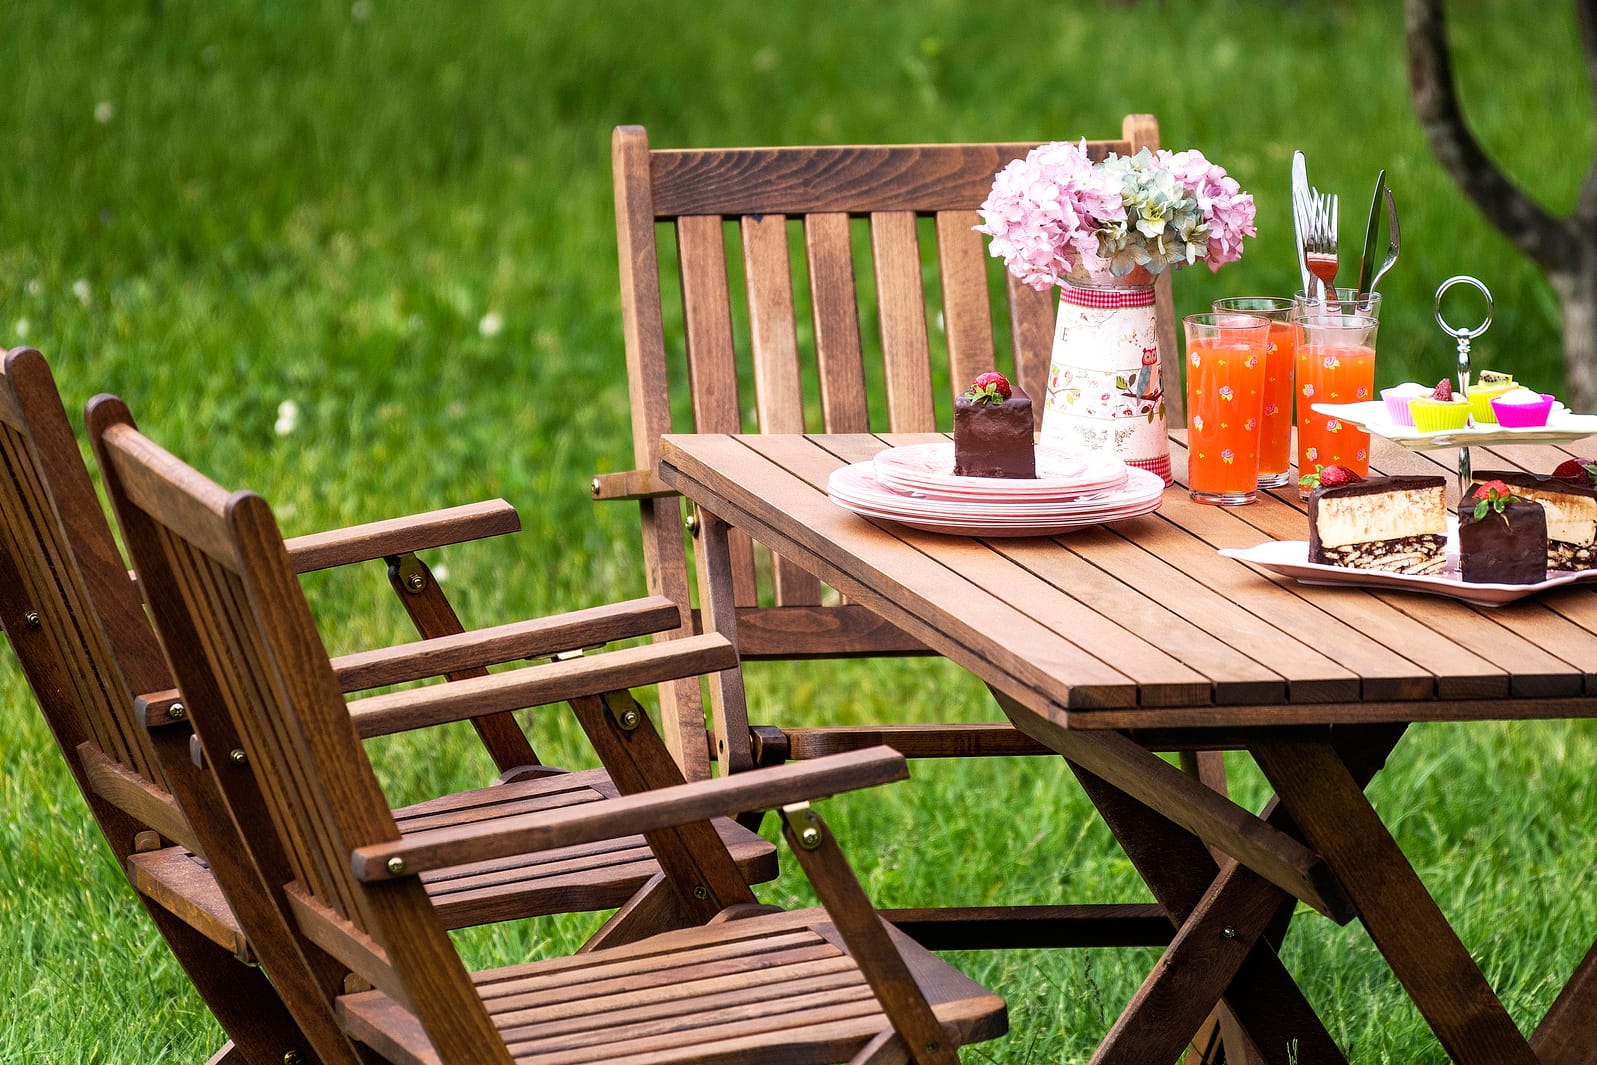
1552 263 1597 412
1407 0 1597 408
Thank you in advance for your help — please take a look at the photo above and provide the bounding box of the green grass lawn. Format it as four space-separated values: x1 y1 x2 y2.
2 1 1594 1061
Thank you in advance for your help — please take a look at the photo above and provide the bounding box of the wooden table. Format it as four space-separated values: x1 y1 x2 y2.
658 429 1597 1065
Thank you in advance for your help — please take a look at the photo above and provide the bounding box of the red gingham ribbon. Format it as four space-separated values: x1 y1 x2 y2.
1059 282 1156 310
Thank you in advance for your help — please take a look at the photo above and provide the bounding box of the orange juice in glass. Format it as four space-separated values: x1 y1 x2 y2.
1184 313 1271 506
1213 297 1295 488
1295 312 1379 497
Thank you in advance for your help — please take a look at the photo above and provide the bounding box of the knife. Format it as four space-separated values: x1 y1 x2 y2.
1290 151 1312 293
1356 168 1386 295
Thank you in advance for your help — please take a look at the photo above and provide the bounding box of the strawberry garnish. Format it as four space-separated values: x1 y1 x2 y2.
1298 464 1364 491
1431 378 1453 402
1552 457 1597 486
964 371 1013 405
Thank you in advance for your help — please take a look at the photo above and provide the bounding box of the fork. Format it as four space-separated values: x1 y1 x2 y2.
1304 188 1339 305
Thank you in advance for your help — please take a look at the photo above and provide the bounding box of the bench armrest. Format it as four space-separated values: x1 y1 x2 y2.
346 632 737 738
283 499 520 573
351 747 908 881
329 596 683 692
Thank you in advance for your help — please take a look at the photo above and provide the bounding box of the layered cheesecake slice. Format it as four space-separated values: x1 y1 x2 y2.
1470 469 1597 571
1308 475 1449 575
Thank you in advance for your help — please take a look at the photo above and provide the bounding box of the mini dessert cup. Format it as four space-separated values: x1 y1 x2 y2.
1490 391 1556 428
1466 379 1518 424
1381 383 1430 426
1408 396 1471 432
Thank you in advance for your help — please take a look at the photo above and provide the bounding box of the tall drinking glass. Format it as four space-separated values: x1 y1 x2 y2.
1293 287 1382 321
1295 312 1380 496
1213 297 1295 488
1184 313 1271 506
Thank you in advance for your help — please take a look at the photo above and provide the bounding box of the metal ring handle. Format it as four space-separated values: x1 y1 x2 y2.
1433 275 1494 340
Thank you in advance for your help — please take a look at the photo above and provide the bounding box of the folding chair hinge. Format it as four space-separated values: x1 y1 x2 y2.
388 553 430 595
603 691 644 731
781 802 825 850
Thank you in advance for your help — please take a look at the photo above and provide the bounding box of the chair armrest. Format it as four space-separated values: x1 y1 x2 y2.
591 469 676 501
283 499 520 573
329 596 683 692
351 746 908 881
346 632 737 738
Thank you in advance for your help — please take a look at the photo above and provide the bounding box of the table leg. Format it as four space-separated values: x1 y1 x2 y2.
1072 763 1345 1065
1252 736 1539 1065
693 508 754 775
1533 939 1597 1065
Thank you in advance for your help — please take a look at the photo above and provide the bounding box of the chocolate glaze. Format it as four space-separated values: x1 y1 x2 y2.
1307 476 1446 566
1471 468 1597 503
1457 500 1547 584
953 387 1036 478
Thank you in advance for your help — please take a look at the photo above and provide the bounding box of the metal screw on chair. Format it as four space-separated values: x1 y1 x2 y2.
406 572 427 592
692 885 708 900
618 707 641 730
283 1051 304 1065
228 748 247 766
23 611 41 629
683 510 701 537
167 702 186 720
924 1040 941 1056
387 857 406 876
799 825 822 849
1221 926 1237 940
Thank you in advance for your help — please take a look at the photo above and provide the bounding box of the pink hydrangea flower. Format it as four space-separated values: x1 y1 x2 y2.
976 140 1253 287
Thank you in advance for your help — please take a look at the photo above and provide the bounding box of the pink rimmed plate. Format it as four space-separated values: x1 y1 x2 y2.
872 442 1128 501
1220 538 1597 608
828 462 1164 536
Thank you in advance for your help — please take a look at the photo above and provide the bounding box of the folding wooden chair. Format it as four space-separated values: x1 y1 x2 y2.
597 118 1183 780
0 347 774 1063
87 393 1009 1065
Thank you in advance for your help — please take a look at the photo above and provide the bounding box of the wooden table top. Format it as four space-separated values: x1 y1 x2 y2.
659 430 1597 732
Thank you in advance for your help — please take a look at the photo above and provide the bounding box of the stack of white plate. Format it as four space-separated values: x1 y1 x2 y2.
826 442 1164 536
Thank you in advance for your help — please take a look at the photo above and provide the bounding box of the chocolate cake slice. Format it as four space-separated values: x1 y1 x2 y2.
1308 475 1448 575
1458 499 1548 584
953 375 1036 479
1471 470 1597 571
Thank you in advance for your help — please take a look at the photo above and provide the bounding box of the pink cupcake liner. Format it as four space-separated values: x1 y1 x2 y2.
1490 393 1555 428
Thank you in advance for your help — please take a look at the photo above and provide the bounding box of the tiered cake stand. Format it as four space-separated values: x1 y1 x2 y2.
1314 277 1597 495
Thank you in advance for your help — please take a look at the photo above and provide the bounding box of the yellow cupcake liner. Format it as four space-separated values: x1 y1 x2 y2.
1408 398 1471 432
1466 381 1516 424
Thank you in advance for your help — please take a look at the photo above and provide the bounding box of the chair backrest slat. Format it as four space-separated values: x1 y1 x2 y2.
742 214 806 435
869 210 936 432
678 214 742 435
802 212 870 434
1007 274 1057 410
935 209 999 400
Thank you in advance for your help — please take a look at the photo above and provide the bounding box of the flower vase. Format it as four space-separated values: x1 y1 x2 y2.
1038 265 1173 485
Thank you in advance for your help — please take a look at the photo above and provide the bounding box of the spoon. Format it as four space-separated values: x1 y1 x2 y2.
1369 186 1400 293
